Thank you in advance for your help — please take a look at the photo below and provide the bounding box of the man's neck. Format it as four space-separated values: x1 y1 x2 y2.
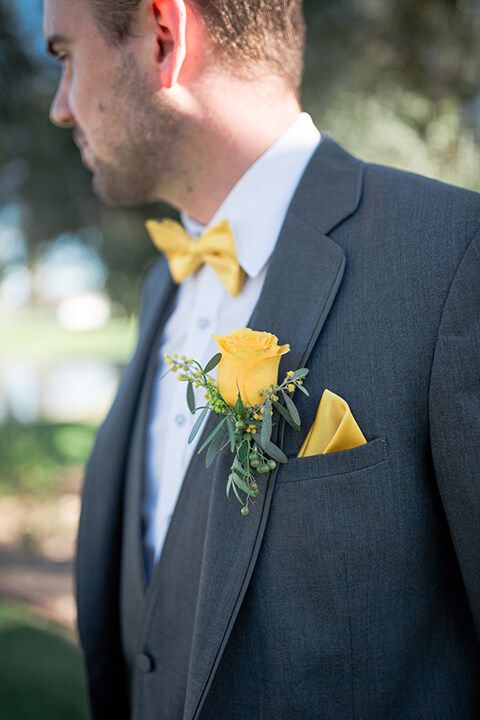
169 97 303 225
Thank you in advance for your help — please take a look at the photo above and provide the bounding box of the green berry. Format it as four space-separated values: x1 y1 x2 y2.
249 453 260 468
241 506 250 516
268 460 277 470
258 463 270 474
235 420 246 430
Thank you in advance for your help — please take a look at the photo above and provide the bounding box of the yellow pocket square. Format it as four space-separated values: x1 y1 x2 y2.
298 388 367 457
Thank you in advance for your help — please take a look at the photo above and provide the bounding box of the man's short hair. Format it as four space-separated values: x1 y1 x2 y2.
89 0 306 96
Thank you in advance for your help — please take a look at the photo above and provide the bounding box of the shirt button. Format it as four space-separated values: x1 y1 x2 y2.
197 317 210 329
175 413 186 426
137 652 155 673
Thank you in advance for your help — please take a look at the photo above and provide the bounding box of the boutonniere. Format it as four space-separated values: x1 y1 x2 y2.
163 328 309 516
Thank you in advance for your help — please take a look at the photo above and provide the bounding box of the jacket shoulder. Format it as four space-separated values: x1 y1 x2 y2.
363 161 480 220
361 161 480 252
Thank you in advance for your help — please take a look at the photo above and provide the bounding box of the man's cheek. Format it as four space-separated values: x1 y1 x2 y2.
71 83 95 138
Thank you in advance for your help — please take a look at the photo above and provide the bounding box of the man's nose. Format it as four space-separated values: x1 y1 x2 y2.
49 76 75 128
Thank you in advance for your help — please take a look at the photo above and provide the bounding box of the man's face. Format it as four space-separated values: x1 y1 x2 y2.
44 0 181 206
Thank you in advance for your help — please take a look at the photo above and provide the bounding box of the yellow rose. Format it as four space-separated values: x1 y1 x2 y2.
211 328 290 407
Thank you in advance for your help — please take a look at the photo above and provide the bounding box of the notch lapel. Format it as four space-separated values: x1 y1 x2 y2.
183 136 365 720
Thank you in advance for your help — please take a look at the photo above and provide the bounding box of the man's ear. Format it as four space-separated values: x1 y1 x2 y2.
152 0 187 88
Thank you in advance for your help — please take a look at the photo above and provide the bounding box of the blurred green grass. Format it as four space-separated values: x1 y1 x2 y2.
0 600 88 720
0 421 96 497
0 316 137 363
1 315 138 497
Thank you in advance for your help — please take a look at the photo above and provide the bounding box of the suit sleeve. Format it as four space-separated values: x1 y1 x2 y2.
428 228 480 641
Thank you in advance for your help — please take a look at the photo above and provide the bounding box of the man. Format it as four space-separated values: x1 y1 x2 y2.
44 1 480 719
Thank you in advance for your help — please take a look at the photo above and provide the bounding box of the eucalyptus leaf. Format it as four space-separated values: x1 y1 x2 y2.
226 416 236 452
206 428 228 468
219 437 231 453
272 399 300 430
204 352 222 374
233 389 244 414
238 440 250 464
230 471 244 485
197 417 227 454
296 384 310 397
231 480 244 505
282 392 301 427
256 438 288 464
188 406 209 444
233 454 247 476
291 368 309 381
186 381 195 413
232 473 257 497
261 398 272 446
226 474 233 499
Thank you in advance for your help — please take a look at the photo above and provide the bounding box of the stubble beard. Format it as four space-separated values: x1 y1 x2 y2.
89 53 184 208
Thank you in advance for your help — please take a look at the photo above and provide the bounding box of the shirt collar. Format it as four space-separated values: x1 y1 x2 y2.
180 112 321 279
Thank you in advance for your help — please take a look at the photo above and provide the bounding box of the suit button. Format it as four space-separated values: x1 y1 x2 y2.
137 652 154 673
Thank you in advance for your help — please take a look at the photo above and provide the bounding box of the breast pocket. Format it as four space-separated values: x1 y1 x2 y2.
276 436 390 483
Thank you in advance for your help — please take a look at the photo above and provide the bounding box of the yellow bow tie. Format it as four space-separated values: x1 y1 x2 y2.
145 217 246 298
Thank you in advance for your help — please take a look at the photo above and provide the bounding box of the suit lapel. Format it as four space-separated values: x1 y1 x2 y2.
183 135 365 720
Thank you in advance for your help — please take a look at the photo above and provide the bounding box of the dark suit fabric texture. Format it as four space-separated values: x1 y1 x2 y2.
74 135 480 720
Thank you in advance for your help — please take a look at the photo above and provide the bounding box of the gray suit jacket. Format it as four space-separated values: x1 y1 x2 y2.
75 135 480 720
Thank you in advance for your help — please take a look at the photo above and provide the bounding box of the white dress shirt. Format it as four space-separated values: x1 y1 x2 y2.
142 111 321 581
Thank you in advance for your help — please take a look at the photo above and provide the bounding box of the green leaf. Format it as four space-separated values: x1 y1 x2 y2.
291 368 309 381
272 400 300 430
261 398 272 446
282 392 301 427
197 417 227 454
233 389 244 414
206 428 228 468
233 453 247 476
264 440 288 464
226 416 236 452
238 438 250 464
188 406 209 444
256 437 288 464
296 384 310 397
186 381 195 413
219 437 231 453
204 352 222 374
231 480 244 505
232 473 257 497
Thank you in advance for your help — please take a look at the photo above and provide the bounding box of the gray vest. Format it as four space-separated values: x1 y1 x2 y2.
119 293 220 719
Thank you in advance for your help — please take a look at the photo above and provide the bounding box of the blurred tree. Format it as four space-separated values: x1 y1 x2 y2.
303 0 480 181
304 0 480 113
1 0 479 312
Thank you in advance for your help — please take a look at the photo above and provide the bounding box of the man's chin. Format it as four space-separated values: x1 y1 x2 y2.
91 172 153 208
92 174 135 208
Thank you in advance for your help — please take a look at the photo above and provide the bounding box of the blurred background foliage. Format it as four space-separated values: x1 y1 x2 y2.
0 1 479 717
1 0 479 312
0 600 88 719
